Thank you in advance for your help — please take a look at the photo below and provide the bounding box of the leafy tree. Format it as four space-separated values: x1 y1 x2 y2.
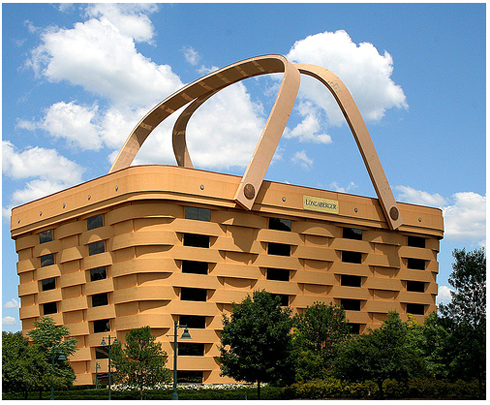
292 302 351 381
2 331 51 398
27 316 78 391
438 248 486 394
219 290 294 399
334 312 426 398
111 326 172 400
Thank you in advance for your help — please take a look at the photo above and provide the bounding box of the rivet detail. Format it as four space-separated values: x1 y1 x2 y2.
244 183 255 200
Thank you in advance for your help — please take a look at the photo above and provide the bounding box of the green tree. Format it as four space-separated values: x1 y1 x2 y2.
2 331 51 398
292 302 351 381
334 312 426 398
219 290 294 399
438 248 486 394
27 316 78 392
111 326 172 400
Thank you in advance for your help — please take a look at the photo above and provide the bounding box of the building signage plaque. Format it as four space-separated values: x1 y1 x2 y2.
303 195 339 214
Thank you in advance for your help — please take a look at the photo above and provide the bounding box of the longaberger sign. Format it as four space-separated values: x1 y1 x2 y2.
303 195 339 214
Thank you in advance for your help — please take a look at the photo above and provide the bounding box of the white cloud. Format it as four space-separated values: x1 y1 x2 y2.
437 285 454 305
287 30 407 126
182 46 201 66
2 316 18 326
3 140 85 209
3 298 20 309
395 186 486 243
291 150 314 170
284 101 332 144
330 181 358 194
395 185 448 207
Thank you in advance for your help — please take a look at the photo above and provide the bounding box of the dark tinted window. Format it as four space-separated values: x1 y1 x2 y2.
41 277 56 291
181 288 207 302
41 254 55 267
179 315 206 329
406 303 425 315
408 236 426 248
178 343 205 356
271 294 289 306
407 258 426 270
43 302 57 315
183 234 209 248
348 323 361 334
268 243 291 257
89 241 105 256
87 214 104 230
267 268 290 281
269 218 292 232
341 275 362 287
93 319 110 333
39 230 53 244
185 207 211 222
92 293 108 307
407 281 426 293
95 346 109 359
90 267 107 281
343 228 363 240
182 261 208 275
178 371 203 384
341 299 361 311
342 251 362 264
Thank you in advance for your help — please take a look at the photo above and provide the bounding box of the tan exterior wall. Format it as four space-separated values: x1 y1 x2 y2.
11 165 443 386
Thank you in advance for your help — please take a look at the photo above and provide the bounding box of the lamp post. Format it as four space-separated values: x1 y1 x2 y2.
167 320 192 400
95 362 101 389
100 335 118 400
50 348 67 400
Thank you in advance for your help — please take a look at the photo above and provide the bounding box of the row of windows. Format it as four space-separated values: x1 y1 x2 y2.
38 214 104 245
40 267 107 293
40 241 106 268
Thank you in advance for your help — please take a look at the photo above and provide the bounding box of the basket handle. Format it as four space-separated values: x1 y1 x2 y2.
171 62 403 230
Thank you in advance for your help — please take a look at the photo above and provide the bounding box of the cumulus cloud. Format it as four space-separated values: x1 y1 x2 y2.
437 286 454 305
182 46 201 66
284 101 332 144
287 30 407 126
395 186 486 243
291 150 314 170
3 140 84 208
2 316 18 326
3 298 20 309
330 181 358 194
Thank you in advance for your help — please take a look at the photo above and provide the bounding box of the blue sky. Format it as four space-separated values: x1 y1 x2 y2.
2 3 486 331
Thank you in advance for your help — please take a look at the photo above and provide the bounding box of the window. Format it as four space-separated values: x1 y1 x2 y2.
95 346 109 359
39 229 53 244
342 251 362 264
406 303 425 315
178 343 205 356
181 288 207 302
348 323 361 334
179 315 206 329
407 258 426 270
89 241 105 256
341 275 362 287
183 234 209 248
41 277 56 291
407 281 426 293
93 319 110 333
87 214 104 230
185 207 211 222
271 294 289 306
41 253 55 267
267 268 290 282
268 243 291 257
408 236 426 248
182 261 208 275
343 228 363 240
178 371 203 384
269 217 292 232
92 293 108 307
90 266 107 282
341 299 361 311
43 302 57 315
